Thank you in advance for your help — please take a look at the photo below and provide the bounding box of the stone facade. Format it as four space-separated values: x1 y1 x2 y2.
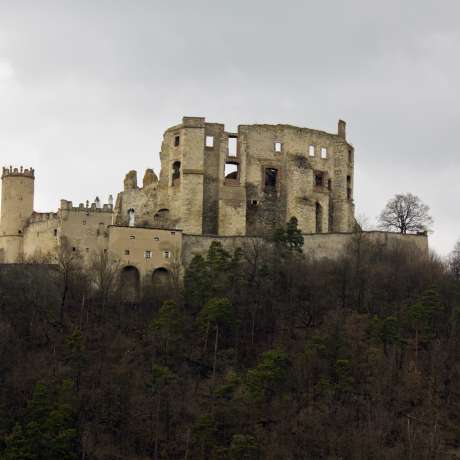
0 117 428 287
114 117 355 237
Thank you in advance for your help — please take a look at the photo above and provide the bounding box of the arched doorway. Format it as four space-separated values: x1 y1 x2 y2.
120 265 140 301
152 267 171 289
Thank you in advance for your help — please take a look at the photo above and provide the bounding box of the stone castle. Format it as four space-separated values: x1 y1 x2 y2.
0 116 428 286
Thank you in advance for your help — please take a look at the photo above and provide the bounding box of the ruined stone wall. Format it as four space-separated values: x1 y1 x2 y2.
114 169 165 228
23 213 59 260
113 117 356 240
239 122 354 235
202 123 224 234
58 201 112 260
181 232 429 266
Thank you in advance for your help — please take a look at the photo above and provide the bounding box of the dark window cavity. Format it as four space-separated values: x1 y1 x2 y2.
265 168 278 191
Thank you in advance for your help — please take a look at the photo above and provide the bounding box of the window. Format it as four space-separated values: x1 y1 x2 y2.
206 135 214 147
315 172 324 188
264 168 278 191
224 162 239 181
103 249 108 253
328 179 332 191
172 161 181 182
128 208 135 227
163 250 171 259
124 249 130 255
82 220 86 225
309 145 315 157
274 142 282 153
53 229 57 237
320 147 328 159
348 149 353 163
85 248 89 253
174 135 180 146
129 235 135 240
72 247 76 252
154 236 160 241
170 231 175 236
144 250 152 259
347 175 352 200
228 137 237 156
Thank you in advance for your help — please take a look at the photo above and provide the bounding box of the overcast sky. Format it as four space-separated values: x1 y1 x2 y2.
0 0 459 255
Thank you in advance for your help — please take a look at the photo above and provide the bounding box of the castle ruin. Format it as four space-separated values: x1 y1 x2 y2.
0 117 428 288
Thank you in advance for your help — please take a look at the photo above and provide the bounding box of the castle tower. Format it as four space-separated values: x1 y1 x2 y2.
0 166 35 262
160 117 206 234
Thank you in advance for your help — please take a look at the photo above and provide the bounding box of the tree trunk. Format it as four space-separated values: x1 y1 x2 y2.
154 390 161 460
212 324 219 382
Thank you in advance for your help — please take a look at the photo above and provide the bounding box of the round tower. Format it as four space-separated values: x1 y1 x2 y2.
0 166 35 262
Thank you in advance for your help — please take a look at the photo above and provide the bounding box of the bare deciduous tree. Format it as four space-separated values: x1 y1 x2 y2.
378 193 433 234
55 236 82 324
448 239 460 281
89 249 121 311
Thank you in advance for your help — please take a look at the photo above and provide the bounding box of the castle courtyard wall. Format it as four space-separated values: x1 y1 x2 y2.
181 231 429 266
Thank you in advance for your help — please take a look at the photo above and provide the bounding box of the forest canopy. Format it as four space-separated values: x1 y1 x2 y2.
0 224 459 459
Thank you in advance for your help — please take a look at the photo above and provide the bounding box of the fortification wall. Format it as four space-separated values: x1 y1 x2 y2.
23 213 59 260
58 201 113 258
181 231 429 266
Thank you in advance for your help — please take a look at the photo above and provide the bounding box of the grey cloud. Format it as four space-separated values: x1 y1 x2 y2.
0 0 459 254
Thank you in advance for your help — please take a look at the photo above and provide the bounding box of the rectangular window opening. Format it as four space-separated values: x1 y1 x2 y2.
163 250 171 259
315 172 324 188
154 236 160 241
274 142 282 153
170 231 176 236
144 250 152 259
225 162 239 181
348 149 353 163
265 168 278 191
309 145 315 157
320 147 328 159
124 249 130 255
205 135 214 148
174 135 180 147
82 220 86 225
129 235 135 240
228 137 237 156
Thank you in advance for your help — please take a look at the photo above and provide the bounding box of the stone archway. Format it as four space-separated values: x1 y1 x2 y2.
152 267 171 289
120 265 140 302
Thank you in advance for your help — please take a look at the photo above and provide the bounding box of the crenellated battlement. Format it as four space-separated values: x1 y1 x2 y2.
28 212 59 224
59 199 114 213
2 166 35 179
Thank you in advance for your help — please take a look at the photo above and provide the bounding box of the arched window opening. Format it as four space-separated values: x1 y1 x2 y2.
127 208 135 227
172 161 181 184
152 267 171 289
316 202 323 233
120 265 140 302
